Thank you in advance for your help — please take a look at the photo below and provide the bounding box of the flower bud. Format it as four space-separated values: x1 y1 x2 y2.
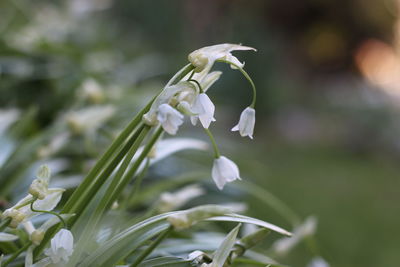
29 179 48 200
188 51 209 72
3 209 26 228
31 230 45 245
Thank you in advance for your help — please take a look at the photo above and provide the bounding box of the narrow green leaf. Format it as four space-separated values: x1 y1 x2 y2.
210 224 241 267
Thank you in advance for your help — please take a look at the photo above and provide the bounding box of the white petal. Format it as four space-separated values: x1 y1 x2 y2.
231 107 255 139
0 232 19 242
212 156 241 190
157 104 184 135
193 93 215 128
188 43 256 72
19 189 65 220
45 229 74 264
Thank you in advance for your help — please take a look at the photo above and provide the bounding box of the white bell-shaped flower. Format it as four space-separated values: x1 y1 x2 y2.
212 156 241 190
188 43 256 72
157 104 184 135
191 93 216 129
44 229 74 264
231 107 256 139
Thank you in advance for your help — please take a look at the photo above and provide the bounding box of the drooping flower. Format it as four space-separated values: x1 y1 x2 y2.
231 107 256 139
44 229 74 264
157 104 184 135
143 82 195 126
191 93 215 128
188 44 256 72
212 156 241 190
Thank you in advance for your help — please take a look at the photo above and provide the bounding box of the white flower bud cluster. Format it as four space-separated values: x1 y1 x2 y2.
2 209 26 228
2 165 65 229
141 44 257 190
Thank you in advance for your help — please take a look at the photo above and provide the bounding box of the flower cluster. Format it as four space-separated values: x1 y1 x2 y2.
142 44 257 190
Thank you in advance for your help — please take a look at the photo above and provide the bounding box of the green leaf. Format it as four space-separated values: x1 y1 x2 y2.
140 256 191 267
210 224 241 267
207 214 292 237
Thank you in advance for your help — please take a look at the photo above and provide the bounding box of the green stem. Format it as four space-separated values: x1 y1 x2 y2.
14 197 35 209
217 59 257 108
166 64 195 87
62 100 154 214
124 158 150 208
186 69 195 81
130 226 173 267
30 199 66 228
204 128 221 158
2 241 32 267
70 126 150 265
0 217 11 232
108 127 164 206
188 79 204 93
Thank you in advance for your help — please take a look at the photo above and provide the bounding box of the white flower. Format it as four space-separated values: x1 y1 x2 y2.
143 82 195 126
212 156 241 190
191 93 215 128
157 104 184 135
44 229 74 264
188 43 256 72
231 107 256 139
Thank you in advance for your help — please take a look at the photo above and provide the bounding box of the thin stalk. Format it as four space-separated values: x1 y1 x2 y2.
166 64 195 87
187 79 204 93
124 158 150 209
204 128 221 158
30 199 66 228
129 226 173 267
217 59 257 108
2 241 32 267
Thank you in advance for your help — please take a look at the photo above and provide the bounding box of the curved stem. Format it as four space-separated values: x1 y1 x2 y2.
217 59 257 108
204 128 221 158
188 79 204 93
30 199 66 228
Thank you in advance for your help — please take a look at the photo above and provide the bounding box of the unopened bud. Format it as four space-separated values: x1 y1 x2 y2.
29 179 48 200
3 209 26 228
142 112 158 126
188 52 208 73
37 165 51 180
31 230 45 245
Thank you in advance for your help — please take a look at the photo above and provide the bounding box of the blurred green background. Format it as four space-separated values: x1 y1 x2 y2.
1 0 399 266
